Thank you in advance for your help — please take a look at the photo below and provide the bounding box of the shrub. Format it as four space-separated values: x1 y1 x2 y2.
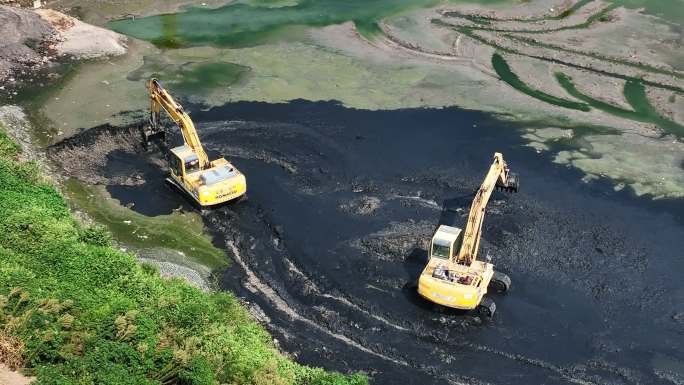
79 225 113 247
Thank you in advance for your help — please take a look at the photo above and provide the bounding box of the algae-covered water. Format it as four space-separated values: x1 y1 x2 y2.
109 0 683 48
108 0 505 46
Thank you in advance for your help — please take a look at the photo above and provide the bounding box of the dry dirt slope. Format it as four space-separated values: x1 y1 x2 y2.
0 364 32 385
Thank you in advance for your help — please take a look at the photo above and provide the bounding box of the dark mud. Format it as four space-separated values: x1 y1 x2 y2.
47 123 195 215
50 100 684 385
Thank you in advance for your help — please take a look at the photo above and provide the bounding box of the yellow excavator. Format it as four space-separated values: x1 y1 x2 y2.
141 78 247 207
417 152 518 317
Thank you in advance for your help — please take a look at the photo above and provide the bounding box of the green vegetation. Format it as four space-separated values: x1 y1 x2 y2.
555 72 684 137
0 126 365 384
491 53 591 112
107 0 507 48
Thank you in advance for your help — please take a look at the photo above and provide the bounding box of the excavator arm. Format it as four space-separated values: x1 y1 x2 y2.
147 78 209 169
453 152 518 266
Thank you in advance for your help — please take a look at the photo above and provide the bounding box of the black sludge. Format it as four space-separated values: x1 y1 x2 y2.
53 100 684 385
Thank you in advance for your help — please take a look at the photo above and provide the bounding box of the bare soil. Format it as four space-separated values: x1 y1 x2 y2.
0 364 32 385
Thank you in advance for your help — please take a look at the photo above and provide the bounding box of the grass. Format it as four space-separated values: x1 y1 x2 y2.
0 125 366 385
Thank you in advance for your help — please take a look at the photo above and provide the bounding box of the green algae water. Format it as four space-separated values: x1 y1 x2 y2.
128 61 250 94
108 0 506 48
109 0 684 49
614 0 684 25
64 178 228 269
491 53 591 112
556 73 684 138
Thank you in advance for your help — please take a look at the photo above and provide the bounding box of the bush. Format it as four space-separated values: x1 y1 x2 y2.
0 125 367 385
79 225 113 247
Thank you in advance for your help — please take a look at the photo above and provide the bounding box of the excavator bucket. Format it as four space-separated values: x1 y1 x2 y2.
507 172 519 193
140 124 166 149
496 172 519 193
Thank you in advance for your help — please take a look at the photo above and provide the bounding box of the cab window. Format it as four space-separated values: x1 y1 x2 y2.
185 158 200 174
432 243 450 259
169 154 182 176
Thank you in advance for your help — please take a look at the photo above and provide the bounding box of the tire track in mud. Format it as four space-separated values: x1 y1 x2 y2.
49 100 684 385
227 243 500 385
281 256 411 333
224 239 409 365
211 207 493 385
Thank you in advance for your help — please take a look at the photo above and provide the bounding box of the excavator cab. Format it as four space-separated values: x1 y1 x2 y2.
168 147 199 177
165 144 246 207
430 225 461 261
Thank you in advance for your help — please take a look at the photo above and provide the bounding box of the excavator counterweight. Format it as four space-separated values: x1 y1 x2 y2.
143 78 246 207
417 152 517 316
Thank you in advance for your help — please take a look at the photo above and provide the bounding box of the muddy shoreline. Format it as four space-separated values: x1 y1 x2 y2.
48 99 684 385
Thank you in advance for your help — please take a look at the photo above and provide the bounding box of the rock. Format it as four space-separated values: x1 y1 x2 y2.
36 9 127 60
673 312 684 323
339 195 382 216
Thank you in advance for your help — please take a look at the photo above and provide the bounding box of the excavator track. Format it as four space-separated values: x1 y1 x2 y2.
477 297 496 318
489 271 511 293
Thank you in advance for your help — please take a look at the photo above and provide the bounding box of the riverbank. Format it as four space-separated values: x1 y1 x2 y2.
0 3 127 103
0 122 366 384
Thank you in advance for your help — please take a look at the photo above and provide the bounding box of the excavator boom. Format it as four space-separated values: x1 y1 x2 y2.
454 152 517 265
147 79 209 168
